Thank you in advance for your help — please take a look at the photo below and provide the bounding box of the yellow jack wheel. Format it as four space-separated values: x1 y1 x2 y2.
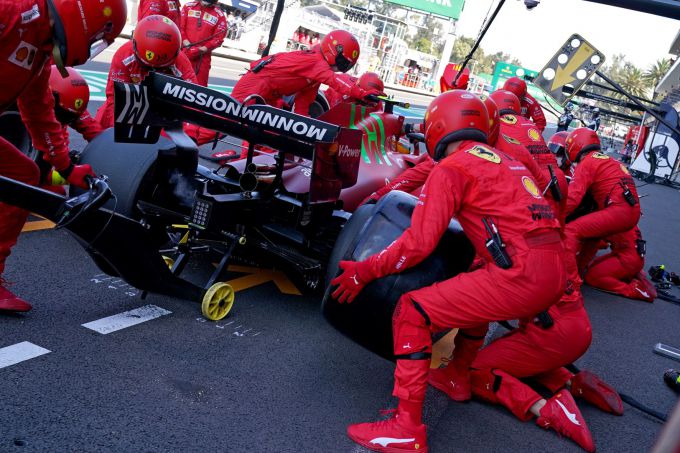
201 282 235 321
162 255 175 270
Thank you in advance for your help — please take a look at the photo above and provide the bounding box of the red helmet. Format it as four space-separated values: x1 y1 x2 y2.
424 90 489 161
358 72 384 93
133 15 182 68
49 65 90 124
489 90 521 115
320 30 360 73
48 0 127 71
548 131 570 168
565 127 601 164
503 76 527 99
440 64 470 92
480 94 500 146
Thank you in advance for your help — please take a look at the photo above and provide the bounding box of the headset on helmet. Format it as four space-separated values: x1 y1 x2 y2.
489 90 521 116
565 127 601 164
503 76 527 100
424 90 489 161
48 0 127 74
358 72 384 94
133 15 182 68
548 131 569 167
320 30 360 73
49 66 90 125
480 94 500 146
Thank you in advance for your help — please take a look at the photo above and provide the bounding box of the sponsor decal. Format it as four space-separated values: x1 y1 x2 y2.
203 12 218 25
8 41 37 70
527 128 541 141
461 109 480 116
162 17 172 25
167 2 178 11
103 6 112 17
130 75 141 83
501 134 521 145
161 80 332 141
146 30 172 42
115 84 150 125
338 144 360 158
352 50 358 59
500 115 517 125
170 65 182 78
145 50 155 61
188 9 201 18
461 93 474 99
592 152 609 160
74 98 84 110
521 176 541 198
21 4 41 24
528 204 554 220
466 145 501 164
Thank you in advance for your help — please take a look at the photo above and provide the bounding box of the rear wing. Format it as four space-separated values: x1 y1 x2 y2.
113 73 362 202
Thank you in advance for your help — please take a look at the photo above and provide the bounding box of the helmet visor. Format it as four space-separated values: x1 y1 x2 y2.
334 53 354 73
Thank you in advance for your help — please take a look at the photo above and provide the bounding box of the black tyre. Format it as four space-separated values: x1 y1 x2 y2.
322 191 476 360
78 128 169 217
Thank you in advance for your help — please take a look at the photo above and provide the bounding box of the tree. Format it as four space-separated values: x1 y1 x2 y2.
619 66 649 99
644 58 672 88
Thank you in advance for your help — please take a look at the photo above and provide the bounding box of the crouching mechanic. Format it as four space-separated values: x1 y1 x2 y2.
39 65 104 193
491 89 568 222
563 128 641 287
95 15 197 128
0 0 127 313
503 76 547 132
583 226 656 302
331 90 566 452
231 30 382 117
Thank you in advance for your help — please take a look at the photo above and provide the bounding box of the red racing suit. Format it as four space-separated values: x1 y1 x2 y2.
95 41 197 128
520 92 547 132
359 141 566 405
323 74 358 107
583 226 656 302
180 1 227 86
231 48 364 116
564 152 641 286
66 111 103 147
138 0 181 27
469 296 592 421
0 0 70 274
369 157 435 201
497 114 568 222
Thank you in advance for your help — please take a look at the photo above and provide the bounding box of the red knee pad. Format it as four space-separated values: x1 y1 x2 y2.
392 295 432 358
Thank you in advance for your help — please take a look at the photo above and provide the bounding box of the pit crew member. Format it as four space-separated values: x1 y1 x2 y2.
0 0 126 313
179 0 227 86
332 90 566 452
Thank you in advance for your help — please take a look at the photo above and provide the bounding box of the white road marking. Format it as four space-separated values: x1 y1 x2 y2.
82 305 172 335
0 342 50 370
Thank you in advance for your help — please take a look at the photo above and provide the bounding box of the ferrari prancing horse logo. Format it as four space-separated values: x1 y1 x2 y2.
466 145 501 164
500 115 518 125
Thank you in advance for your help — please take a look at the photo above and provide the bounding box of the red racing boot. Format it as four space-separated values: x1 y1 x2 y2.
347 412 428 452
571 370 624 415
536 390 595 452
428 365 471 402
0 281 32 312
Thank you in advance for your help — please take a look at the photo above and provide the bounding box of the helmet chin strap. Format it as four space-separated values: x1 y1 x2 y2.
52 46 69 78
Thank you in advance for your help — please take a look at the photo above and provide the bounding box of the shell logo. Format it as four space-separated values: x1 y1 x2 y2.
145 50 155 61
528 128 541 141
522 176 541 198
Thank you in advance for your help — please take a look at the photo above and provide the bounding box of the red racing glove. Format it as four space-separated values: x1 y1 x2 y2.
350 85 382 102
59 164 96 189
331 260 376 304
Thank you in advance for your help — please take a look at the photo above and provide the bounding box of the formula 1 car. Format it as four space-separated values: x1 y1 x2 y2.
0 73 426 321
